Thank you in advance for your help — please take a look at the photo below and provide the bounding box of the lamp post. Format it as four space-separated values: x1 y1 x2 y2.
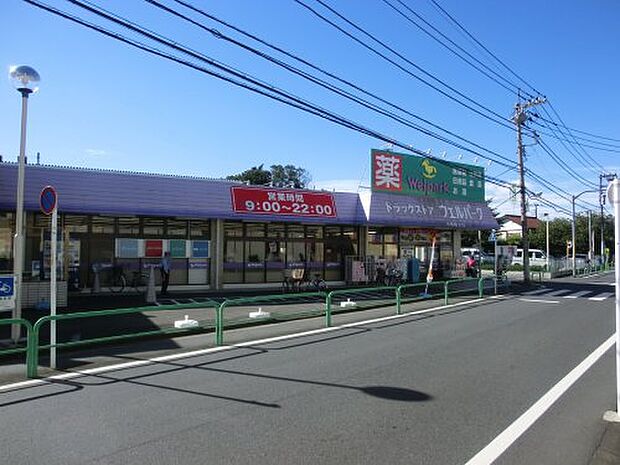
572 189 598 277
9 65 40 343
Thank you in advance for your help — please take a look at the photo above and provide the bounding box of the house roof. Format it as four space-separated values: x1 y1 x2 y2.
501 214 541 229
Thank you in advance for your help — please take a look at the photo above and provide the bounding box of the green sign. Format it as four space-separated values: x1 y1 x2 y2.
169 239 187 258
371 149 485 202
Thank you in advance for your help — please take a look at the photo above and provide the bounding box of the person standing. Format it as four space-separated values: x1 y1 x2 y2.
160 251 171 295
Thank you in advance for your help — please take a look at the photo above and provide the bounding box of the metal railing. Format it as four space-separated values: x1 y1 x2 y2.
216 291 327 345
0 318 33 370
27 300 219 378
1 276 508 379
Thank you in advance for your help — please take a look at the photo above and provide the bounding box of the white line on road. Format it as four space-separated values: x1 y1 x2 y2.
563 291 590 299
518 298 560 304
463 334 615 465
541 289 570 297
521 288 549 296
589 292 613 302
0 295 502 393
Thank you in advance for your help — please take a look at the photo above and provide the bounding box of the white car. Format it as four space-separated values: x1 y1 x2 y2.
512 248 547 267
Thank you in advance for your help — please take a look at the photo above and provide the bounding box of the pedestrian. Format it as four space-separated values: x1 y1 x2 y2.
160 251 171 295
466 255 477 278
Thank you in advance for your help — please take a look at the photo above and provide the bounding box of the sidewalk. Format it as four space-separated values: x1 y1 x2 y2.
590 421 620 465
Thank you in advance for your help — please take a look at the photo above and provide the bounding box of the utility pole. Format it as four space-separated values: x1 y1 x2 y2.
601 172 618 266
513 96 546 283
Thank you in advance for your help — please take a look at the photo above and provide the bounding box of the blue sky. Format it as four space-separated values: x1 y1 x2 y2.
1 0 619 216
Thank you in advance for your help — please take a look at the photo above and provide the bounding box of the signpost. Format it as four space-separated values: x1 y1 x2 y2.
0 275 15 312
40 186 58 370
489 229 498 294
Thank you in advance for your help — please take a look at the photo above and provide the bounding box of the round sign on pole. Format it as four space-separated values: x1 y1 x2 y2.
40 185 57 215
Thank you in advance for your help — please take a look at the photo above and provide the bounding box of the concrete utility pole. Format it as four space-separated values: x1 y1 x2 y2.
601 173 618 266
513 96 546 283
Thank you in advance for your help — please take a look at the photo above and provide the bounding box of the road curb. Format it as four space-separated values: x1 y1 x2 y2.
589 422 620 465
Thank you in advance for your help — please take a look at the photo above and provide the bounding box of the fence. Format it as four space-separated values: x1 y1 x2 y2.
1 276 506 379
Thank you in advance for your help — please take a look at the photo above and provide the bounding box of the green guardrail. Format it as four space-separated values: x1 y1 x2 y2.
27 300 219 378
443 277 483 306
5 276 515 379
0 318 33 378
325 286 398 327
216 291 327 345
395 282 444 315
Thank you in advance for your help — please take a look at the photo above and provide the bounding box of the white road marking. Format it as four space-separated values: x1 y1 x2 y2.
541 289 570 297
521 288 549 296
0 295 502 393
518 298 559 304
464 334 615 465
563 291 590 299
589 292 613 302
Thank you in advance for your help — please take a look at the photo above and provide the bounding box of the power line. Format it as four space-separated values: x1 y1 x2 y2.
147 0 520 171
427 0 541 97
293 0 516 131
382 0 522 96
533 114 620 143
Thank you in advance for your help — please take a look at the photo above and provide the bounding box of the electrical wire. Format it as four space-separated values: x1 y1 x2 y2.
293 0 516 131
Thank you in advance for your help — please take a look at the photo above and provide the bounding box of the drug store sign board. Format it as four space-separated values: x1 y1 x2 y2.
371 149 485 203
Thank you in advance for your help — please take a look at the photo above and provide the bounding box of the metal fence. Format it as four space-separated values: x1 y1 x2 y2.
0 276 507 379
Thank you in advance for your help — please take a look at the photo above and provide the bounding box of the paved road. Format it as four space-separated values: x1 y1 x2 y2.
0 274 615 464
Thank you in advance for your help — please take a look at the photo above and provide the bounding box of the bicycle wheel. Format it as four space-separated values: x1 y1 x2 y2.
109 273 126 293
132 272 148 293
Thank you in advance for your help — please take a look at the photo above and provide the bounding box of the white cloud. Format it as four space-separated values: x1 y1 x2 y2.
85 148 107 156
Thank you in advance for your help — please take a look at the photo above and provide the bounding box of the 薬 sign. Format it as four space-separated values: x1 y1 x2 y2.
371 149 485 203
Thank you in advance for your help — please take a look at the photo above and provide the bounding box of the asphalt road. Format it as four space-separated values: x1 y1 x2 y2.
0 273 616 465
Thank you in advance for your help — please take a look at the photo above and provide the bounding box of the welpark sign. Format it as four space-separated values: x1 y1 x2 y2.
371 149 485 203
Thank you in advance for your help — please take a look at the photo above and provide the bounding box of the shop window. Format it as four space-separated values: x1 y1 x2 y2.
190 220 210 238
368 228 382 245
342 226 358 241
287 224 305 239
224 240 243 263
245 223 266 238
0 213 14 272
166 219 187 237
224 221 243 237
306 225 323 239
91 216 115 234
64 214 88 233
325 226 341 238
382 228 398 244
118 217 140 236
267 223 286 238
266 239 285 262
287 241 306 266
246 241 266 263
143 217 165 236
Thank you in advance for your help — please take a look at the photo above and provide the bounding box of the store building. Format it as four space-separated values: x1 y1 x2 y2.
0 149 497 299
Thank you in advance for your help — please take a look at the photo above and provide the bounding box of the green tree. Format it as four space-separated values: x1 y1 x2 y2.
226 164 310 188
270 164 310 188
226 164 272 185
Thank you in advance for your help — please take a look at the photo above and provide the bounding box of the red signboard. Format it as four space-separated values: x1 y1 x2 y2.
231 187 337 218
144 240 163 257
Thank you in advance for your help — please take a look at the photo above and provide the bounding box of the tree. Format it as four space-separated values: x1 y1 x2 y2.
227 164 310 188
270 164 310 188
226 164 272 186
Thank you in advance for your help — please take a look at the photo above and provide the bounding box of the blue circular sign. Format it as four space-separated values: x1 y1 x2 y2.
40 186 57 215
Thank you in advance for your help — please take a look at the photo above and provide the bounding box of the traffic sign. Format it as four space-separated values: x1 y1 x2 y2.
40 185 57 215
0 275 15 311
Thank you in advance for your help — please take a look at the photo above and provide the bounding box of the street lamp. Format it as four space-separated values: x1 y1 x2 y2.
9 65 40 342
572 189 598 277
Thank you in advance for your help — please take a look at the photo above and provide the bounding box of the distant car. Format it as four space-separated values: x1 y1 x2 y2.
512 248 547 267
461 248 494 265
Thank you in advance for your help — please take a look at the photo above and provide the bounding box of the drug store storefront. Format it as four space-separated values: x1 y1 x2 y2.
0 163 366 292
359 149 498 281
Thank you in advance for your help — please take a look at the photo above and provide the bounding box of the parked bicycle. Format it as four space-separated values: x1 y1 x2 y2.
301 273 328 292
94 263 150 293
